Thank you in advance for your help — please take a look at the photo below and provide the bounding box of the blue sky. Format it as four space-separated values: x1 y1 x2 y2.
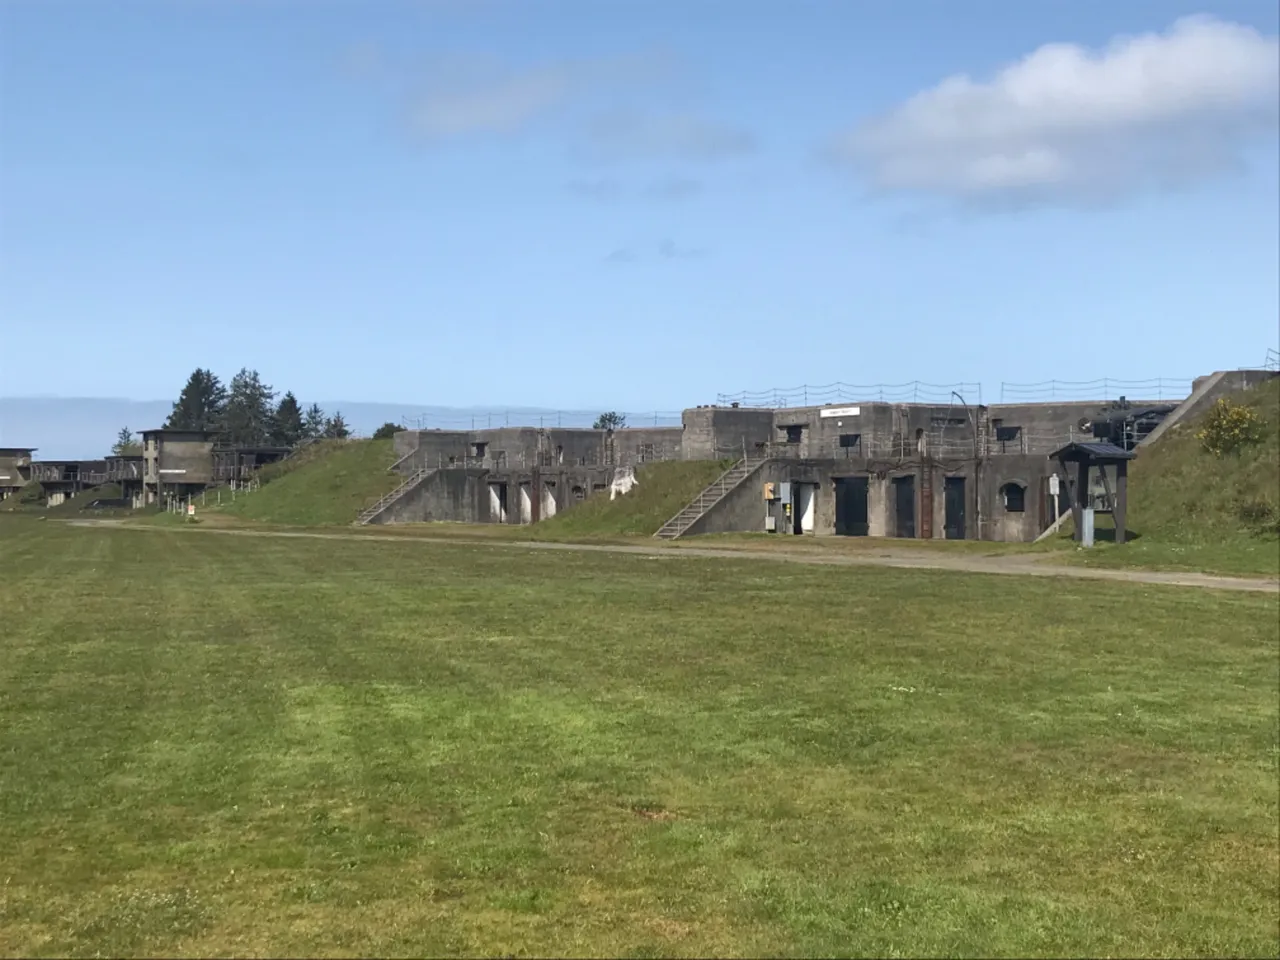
2 0 1277 413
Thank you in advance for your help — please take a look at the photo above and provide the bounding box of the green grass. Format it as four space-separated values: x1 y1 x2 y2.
44 483 125 514
210 439 400 526
1054 378 1280 577
0 514 1276 957
531 459 735 538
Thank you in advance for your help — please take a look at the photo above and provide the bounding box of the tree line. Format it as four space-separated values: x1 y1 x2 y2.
113 367 362 455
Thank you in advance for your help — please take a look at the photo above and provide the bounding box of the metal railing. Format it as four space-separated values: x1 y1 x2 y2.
399 410 684 430
715 381 983 408
998 378 1192 403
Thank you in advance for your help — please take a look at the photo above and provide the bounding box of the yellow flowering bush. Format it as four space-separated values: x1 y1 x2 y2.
1196 398 1265 457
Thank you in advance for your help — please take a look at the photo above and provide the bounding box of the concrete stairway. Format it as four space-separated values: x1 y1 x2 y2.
355 466 433 525
654 458 764 540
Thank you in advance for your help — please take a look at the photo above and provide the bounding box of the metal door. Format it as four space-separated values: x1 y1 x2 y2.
944 476 966 539
893 475 916 538
834 477 869 536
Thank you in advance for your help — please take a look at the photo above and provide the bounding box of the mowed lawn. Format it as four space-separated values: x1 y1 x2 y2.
0 519 1277 958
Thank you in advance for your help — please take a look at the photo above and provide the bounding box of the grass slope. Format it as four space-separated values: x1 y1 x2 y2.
44 483 125 514
533 459 735 538
0 516 1276 957
214 439 399 526
1062 378 1280 576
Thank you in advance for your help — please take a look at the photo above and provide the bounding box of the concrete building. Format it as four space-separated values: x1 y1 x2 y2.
0 447 36 500
29 459 108 506
141 428 217 504
372 369 1278 542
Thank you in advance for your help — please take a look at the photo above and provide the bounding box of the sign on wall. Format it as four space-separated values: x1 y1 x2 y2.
819 406 861 419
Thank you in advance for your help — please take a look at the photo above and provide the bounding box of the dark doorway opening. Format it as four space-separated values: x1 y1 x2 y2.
893 475 916 538
834 477 869 536
944 476 966 540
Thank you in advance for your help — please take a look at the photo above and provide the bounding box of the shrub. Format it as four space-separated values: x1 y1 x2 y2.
372 422 400 441
1196 398 1265 457
1235 497 1280 537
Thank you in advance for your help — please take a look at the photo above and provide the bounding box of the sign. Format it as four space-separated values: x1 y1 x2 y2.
1048 475 1060 496
819 406 861 419
187 504 195 517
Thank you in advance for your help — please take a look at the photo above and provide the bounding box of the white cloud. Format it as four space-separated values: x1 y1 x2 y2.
406 50 683 141
410 58 575 138
834 15 1280 204
582 110 755 162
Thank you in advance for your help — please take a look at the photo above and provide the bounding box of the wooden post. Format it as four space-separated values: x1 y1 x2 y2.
1075 459 1089 543
1060 456 1081 542
1115 459 1128 545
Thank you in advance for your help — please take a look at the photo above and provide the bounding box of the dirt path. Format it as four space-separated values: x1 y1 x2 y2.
66 519 1280 594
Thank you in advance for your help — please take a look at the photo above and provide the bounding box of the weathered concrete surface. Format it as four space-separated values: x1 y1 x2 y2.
67 519 1280 594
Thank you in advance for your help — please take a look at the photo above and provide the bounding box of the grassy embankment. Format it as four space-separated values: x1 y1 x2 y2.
1055 377 1279 576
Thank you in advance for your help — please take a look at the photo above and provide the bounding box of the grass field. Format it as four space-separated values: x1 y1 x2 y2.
1 515 1276 957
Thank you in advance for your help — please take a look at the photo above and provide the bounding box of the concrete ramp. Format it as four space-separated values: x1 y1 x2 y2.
1140 370 1278 448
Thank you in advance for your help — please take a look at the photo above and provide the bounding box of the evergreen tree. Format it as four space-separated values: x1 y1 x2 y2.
165 368 227 431
111 427 141 456
221 368 277 446
593 411 627 430
273 392 305 447
323 411 351 440
302 403 327 440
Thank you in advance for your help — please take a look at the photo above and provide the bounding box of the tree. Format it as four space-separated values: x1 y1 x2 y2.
593 411 627 430
165 368 227 432
371 421 400 441
302 403 327 441
221 368 277 446
273 392 305 447
324 411 351 440
112 427 141 456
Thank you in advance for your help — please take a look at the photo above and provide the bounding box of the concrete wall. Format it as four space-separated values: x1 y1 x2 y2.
681 407 775 460
679 452 1060 543
394 425 683 474
371 464 620 525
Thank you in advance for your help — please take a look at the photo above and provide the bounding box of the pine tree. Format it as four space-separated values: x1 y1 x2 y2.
302 404 327 441
273 392 305 447
221 368 277 446
165 369 227 431
323 411 351 440
111 427 140 456
593 411 627 430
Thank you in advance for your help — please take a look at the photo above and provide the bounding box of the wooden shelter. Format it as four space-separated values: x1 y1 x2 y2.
1047 441 1137 545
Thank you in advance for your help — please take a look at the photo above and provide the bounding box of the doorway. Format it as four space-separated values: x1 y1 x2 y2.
893 475 916 538
793 483 816 534
944 476 966 540
488 482 508 523
834 477 869 536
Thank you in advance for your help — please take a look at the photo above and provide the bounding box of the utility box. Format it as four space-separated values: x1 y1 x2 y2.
763 482 776 501
778 482 792 503
764 515 777 533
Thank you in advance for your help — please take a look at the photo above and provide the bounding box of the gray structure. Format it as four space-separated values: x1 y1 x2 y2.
0 448 36 500
374 369 1277 542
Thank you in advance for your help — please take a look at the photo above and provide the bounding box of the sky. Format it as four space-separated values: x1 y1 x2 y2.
1 0 1278 418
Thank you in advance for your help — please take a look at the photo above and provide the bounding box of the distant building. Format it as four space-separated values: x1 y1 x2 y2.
0 447 36 500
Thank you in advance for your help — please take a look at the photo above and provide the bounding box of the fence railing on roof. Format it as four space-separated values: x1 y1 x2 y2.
398 410 684 431
997 378 1193 403
1264 348 1280 372
714 381 983 408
